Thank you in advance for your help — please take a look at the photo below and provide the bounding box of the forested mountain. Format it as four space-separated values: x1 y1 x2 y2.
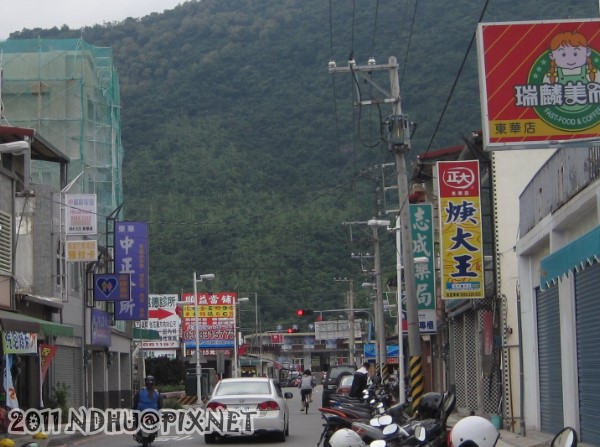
8 0 599 328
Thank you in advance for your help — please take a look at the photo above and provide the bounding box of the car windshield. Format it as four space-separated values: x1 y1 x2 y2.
215 381 271 396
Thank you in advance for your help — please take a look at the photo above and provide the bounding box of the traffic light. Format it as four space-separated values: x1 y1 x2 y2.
287 328 298 333
296 309 314 316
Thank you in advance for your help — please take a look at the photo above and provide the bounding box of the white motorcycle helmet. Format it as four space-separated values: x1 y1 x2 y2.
329 428 366 447
450 416 500 447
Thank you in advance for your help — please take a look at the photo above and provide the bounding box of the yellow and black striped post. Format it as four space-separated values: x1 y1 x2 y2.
409 355 424 412
380 363 389 385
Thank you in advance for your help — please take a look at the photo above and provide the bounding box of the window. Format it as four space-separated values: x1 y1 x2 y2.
0 211 12 273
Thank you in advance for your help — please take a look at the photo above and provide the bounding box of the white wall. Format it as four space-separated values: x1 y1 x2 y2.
492 148 555 429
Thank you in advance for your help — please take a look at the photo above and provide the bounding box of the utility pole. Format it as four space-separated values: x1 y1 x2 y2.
370 220 388 378
334 278 355 365
330 56 422 409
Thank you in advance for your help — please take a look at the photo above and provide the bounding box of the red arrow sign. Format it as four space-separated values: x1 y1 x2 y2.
148 308 175 320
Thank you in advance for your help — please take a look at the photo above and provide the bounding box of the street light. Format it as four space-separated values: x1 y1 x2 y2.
192 272 215 404
234 297 250 378
239 293 260 376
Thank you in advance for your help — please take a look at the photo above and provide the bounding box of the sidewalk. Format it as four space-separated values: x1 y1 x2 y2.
447 414 554 447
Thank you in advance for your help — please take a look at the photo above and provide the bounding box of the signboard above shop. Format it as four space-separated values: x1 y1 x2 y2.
477 19 600 150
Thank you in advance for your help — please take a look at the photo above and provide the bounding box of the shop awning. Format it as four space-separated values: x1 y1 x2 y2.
0 310 74 337
540 225 600 289
23 294 63 309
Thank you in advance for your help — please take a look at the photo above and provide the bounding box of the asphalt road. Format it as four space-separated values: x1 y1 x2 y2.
47 386 325 447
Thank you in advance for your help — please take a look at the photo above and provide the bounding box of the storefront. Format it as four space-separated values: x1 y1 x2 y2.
0 310 74 410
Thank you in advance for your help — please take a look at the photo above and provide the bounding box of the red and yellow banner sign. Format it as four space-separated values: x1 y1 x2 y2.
437 161 484 299
40 344 58 384
477 19 600 148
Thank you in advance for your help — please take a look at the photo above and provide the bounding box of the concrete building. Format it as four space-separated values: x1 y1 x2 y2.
516 146 600 446
0 38 131 410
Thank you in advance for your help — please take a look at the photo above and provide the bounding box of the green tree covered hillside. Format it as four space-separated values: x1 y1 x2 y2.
9 0 599 327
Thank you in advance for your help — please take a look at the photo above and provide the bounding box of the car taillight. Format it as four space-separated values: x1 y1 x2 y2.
207 402 227 410
257 400 280 411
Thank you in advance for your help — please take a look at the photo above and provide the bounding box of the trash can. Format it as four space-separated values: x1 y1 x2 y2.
185 370 197 396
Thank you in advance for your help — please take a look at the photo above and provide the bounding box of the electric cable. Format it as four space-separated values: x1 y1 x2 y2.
423 0 491 156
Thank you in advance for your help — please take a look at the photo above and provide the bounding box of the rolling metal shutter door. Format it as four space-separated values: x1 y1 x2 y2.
574 264 600 446
53 346 83 408
536 285 563 433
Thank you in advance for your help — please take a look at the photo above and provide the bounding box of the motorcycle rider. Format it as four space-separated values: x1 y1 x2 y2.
133 375 162 442
299 369 316 408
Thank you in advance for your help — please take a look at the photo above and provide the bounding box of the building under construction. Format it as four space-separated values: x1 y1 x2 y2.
0 38 130 410
0 38 123 226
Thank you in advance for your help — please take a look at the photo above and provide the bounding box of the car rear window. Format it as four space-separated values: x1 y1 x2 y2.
339 375 354 386
215 381 271 395
330 366 356 380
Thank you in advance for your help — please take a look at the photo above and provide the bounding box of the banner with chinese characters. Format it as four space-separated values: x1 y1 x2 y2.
437 161 485 299
181 292 236 349
65 194 97 235
135 294 181 355
66 240 98 262
2 331 37 354
476 19 600 149
410 203 437 332
115 222 149 320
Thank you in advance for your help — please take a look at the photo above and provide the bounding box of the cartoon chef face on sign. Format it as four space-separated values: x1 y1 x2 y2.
546 31 596 85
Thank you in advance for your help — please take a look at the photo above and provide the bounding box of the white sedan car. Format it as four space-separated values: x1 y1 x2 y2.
204 377 293 443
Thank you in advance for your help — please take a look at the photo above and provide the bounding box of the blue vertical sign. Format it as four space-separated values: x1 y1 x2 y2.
115 221 149 320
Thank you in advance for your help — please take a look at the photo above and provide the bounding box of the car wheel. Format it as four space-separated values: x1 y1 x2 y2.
274 430 286 442
204 433 217 444
285 419 290 436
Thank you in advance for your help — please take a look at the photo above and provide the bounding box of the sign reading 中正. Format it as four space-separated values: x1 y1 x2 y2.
410 203 437 333
66 240 98 262
181 292 236 349
437 160 484 299
477 19 600 150
93 273 131 301
65 194 97 235
114 222 149 320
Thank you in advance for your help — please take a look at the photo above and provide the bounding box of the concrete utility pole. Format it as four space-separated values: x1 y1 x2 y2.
334 278 355 365
370 221 388 376
387 57 423 409
330 56 422 408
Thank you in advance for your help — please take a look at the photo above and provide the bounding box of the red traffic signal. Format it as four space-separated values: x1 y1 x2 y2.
296 309 314 316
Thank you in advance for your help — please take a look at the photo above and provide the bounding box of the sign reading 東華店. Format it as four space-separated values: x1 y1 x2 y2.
476 19 600 149
437 160 484 299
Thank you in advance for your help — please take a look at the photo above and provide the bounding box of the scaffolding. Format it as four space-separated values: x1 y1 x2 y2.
0 38 124 233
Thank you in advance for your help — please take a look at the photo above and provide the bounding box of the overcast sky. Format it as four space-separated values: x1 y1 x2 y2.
0 0 185 40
